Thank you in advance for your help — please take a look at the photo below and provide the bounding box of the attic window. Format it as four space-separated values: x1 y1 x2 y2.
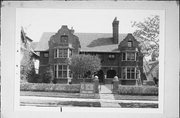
61 35 68 43
128 41 133 47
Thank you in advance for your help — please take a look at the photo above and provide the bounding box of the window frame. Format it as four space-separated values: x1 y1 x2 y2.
127 41 133 47
54 64 69 78
121 52 136 61
54 48 69 58
122 67 137 80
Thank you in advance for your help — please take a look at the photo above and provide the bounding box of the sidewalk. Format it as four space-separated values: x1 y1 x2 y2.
99 84 121 107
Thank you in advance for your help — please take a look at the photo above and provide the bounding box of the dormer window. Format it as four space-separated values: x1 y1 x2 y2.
128 41 133 47
61 35 68 43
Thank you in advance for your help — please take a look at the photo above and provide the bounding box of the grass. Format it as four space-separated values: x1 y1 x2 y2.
119 103 158 108
21 101 101 107
114 94 158 101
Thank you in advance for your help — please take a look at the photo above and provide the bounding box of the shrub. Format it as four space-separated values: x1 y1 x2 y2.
118 85 158 96
146 81 155 86
41 67 53 83
20 83 81 93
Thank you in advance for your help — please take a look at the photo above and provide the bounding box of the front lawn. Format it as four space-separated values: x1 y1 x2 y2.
114 94 158 101
119 102 158 108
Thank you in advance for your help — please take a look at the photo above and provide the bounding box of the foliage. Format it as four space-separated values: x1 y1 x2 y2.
132 15 159 60
118 85 158 95
20 83 80 93
41 66 53 83
69 54 101 80
20 49 36 83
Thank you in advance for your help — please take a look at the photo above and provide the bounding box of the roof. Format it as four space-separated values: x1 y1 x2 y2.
35 32 128 52
30 42 39 50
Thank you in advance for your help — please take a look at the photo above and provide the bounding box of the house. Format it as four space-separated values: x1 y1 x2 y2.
35 17 145 85
21 27 39 75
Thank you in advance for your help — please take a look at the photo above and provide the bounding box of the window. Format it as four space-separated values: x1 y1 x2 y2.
54 49 58 58
108 54 115 59
127 67 135 79
122 67 126 79
54 48 68 58
54 65 68 78
61 35 68 43
128 41 133 47
122 67 136 79
122 52 126 61
54 65 57 78
122 52 136 61
127 52 135 61
43 52 49 57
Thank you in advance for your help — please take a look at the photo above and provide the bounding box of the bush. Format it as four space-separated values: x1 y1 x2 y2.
146 81 155 86
20 83 81 93
41 67 53 83
118 85 158 96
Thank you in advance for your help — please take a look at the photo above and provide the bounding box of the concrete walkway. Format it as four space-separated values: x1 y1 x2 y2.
99 84 121 107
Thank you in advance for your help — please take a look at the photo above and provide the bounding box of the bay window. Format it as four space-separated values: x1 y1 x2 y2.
54 48 68 58
122 52 136 61
54 64 68 78
122 67 136 79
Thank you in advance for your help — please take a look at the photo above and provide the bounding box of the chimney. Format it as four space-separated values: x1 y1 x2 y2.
112 17 119 44
70 27 75 34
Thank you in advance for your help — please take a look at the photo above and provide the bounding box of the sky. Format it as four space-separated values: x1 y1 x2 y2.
17 9 161 42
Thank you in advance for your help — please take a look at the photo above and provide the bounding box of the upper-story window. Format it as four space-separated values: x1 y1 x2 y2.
122 52 136 61
61 35 68 43
108 54 115 59
43 52 49 57
54 48 68 58
127 52 135 61
127 41 133 47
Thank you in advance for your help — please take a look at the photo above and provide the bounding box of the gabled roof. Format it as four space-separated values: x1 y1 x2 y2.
35 32 128 52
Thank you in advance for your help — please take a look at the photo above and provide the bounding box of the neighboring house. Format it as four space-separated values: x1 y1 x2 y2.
35 17 145 85
21 27 39 73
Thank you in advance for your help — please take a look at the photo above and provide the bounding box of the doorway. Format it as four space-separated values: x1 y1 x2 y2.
97 70 104 84
107 70 116 78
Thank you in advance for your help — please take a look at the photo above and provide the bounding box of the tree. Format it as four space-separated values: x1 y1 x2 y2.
41 66 53 83
132 15 160 60
69 54 101 81
20 49 36 83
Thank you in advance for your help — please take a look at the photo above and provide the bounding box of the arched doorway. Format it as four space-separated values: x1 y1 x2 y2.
107 70 116 78
97 70 104 83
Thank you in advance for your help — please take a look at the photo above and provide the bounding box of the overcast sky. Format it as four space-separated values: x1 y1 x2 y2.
17 9 161 42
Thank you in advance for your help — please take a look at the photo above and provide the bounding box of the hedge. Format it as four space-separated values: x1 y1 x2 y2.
118 85 158 96
20 83 81 93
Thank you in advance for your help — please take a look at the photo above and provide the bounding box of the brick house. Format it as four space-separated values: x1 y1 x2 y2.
35 17 145 85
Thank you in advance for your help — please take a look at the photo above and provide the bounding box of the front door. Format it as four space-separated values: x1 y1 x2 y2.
97 70 104 84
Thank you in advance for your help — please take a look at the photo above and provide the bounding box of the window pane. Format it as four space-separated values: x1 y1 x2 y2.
63 71 67 77
54 65 57 78
64 49 68 57
54 49 57 58
63 65 67 70
58 65 62 70
128 41 132 47
59 49 63 57
58 71 62 77
131 73 135 79
122 53 126 60
127 73 130 79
